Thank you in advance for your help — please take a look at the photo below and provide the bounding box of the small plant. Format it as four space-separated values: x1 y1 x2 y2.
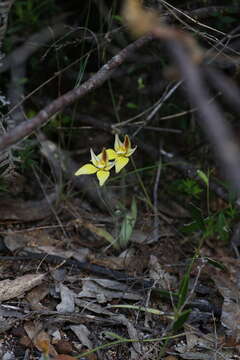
182 203 237 243
176 178 203 199
118 197 137 249
174 170 237 244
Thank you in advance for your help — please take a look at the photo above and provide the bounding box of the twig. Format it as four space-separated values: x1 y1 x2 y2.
152 145 162 243
0 34 153 151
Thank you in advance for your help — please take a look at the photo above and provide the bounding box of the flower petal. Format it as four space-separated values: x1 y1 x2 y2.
126 145 137 157
106 148 117 159
75 163 98 175
101 148 108 163
97 170 110 186
90 148 99 167
114 134 123 152
124 135 130 151
115 156 129 173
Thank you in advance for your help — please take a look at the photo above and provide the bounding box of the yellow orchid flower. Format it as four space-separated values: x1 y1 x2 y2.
75 148 114 186
106 134 137 173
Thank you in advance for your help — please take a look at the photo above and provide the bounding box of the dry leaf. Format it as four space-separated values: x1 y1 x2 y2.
56 284 75 313
26 284 49 310
24 321 57 357
0 273 45 301
70 324 92 349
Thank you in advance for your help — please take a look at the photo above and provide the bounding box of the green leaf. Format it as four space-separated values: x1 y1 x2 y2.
118 197 137 248
187 203 205 231
126 102 138 109
197 169 209 186
204 257 227 271
177 273 189 309
172 309 191 331
137 77 145 89
152 288 179 300
83 222 118 250
112 15 123 22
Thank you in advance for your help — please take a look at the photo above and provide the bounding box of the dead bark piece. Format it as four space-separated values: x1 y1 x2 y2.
0 273 45 301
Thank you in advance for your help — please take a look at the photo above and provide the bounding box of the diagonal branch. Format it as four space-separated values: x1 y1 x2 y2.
0 34 153 152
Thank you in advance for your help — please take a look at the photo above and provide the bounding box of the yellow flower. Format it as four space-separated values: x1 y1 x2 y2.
75 148 114 186
107 134 137 173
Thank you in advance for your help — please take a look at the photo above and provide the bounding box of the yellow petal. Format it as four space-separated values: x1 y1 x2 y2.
75 163 98 175
97 170 110 186
115 156 129 173
90 148 99 167
106 148 117 159
114 134 124 152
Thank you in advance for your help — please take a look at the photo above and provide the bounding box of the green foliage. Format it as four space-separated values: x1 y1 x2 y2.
0 179 9 193
18 142 38 170
177 273 189 309
137 77 145 90
204 257 227 271
118 197 137 249
212 7 238 30
45 114 72 136
176 178 203 199
126 102 139 109
197 169 209 187
172 170 237 244
172 309 191 332
13 0 57 28
182 204 237 242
